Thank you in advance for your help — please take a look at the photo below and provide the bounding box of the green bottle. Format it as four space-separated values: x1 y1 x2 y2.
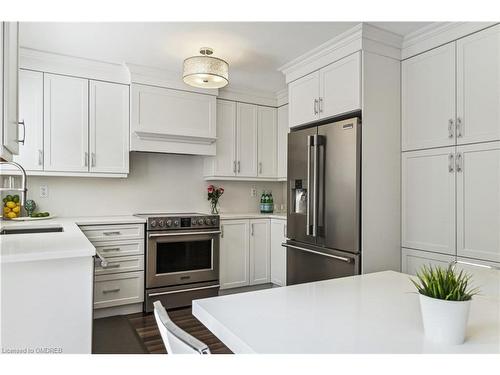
260 191 266 213
268 191 274 213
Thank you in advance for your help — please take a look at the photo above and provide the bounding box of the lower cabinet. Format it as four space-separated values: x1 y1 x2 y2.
401 248 454 275
220 218 275 289
270 219 287 286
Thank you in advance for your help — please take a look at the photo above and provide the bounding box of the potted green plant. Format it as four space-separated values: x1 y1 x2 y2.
411 264 478 345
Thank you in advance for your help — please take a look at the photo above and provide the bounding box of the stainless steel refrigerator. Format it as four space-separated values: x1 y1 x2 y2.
284 117 361 285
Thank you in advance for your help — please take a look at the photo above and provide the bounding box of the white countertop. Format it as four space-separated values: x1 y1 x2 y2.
0 215 146 264
220 212 286 220
193 271 500 354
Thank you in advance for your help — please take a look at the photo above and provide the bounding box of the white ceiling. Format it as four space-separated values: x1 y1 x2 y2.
20 22 431 93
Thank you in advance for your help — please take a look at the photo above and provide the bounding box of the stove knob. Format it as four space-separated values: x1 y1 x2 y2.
211 218 217 225
158 220 164 227
150 220 157 228
166 220 172 227
205 218 211 225
174 220 180 227
198 219 204 225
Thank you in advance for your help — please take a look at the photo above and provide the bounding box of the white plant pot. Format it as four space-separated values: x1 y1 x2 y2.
419 294 471 345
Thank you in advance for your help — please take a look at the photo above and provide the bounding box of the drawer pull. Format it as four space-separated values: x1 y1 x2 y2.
101 247 120 252
103 231 121 236
102 263 120 269
102 288 121 293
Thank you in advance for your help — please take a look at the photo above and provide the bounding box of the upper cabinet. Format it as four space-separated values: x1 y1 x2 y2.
1 22 20 160
288 52 361 128
204 99 279 180
276 104 288 180
130 84 216 156
402 43 456 151
16 71 130 177
402 24 500 151
456 24 500 145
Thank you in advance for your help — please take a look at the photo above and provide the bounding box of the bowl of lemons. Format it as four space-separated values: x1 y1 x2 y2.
3 195 22 219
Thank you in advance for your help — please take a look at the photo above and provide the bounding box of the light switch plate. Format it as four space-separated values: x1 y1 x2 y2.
250 187 257 197
39 185 48 198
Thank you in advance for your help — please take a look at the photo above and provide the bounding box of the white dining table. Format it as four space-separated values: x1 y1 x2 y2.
192 271 500 353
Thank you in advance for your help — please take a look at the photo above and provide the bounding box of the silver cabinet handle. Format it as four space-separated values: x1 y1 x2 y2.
313 99 318 115
283 224 286 237
456 152 463 172
103 231 121 236
91 152 96 167
319 97 323 113
259 162 263 174
251 223 254 236
38 149 43 166
448 119 454 138
17 120 26 145
282 243 353 263
457 117 463 138
448 153 454 173
306 135 313 236
221 225 224 238
237 161 240 173
102 263 120 269
233 161 236 174
451 259 500 271
84 152 89 167
101 247 120 252
102 288 120 294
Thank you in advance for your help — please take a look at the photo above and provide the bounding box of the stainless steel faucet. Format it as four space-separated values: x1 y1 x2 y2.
0 161 27 208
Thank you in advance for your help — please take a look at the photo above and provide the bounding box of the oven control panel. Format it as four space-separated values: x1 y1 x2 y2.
147 215 219 231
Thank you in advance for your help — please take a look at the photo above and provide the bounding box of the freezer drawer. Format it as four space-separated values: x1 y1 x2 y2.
284 241 360 285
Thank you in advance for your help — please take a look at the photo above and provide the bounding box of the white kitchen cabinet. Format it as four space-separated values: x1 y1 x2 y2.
89 80 129 174
457 24 500 145
277 104 288 180
249 219 271 285
402 147 456 255
456 142 500 263
213 100 237 176
257 106 277 178
236 103 258 177
288 71 320 127
14 70 43 170
402 42 456 151
270 219 287 286
1 22 19 158
401 248 454 275
220 220 250 289
43 73 89 172
130 83 216 155
319 52 361 119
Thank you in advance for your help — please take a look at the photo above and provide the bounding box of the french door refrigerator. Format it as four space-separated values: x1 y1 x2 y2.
285 117 361 285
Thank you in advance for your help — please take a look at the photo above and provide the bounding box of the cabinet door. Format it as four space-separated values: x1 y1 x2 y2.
2 22 19 155
14 70 43 170
402 248 454 275
277 105 288 179
89 81 129 174
249 219 271 285
457 142 500 262
236 103 258 177
457 25 500 145
402 43 456 151
288 71 320 128
214 100 236 176
319 52 361 119
257 106 277 178
270 219 286 286
402 147 456 255
44 74 89 172
220 220 250 289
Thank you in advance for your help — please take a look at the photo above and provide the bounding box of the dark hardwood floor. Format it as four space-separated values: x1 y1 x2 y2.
127 307 232 354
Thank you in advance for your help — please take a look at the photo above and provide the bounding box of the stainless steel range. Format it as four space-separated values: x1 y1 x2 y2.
136 213 220 312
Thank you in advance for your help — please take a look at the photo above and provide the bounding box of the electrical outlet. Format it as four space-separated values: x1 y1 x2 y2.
39 185 49 198
250 187 257 197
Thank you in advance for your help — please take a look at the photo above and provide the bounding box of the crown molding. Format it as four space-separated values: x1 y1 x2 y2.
276 88 288 107
20 48 130 84
217 86 278 107
401 22 498 59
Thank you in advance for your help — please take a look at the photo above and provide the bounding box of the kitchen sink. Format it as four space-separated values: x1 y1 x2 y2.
0 226 64 235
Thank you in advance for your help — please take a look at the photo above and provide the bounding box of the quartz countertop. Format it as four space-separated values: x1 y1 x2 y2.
219 212 286 220
193 271 500 354
0 215 146 264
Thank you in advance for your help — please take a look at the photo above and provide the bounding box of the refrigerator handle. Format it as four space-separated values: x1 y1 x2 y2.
306 135 314 236
312 135 319 237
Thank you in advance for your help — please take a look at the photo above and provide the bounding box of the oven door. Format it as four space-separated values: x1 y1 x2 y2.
146 230 220 289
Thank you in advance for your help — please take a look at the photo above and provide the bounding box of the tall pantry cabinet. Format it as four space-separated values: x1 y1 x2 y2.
401 24 500 273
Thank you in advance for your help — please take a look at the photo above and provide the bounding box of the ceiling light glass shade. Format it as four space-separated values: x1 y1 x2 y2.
183 55 229 89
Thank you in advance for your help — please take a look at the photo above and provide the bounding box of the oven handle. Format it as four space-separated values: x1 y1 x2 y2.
147 284 220 297
148 230 221 238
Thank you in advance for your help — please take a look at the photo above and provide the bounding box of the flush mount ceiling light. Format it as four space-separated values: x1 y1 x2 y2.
183 47 229 89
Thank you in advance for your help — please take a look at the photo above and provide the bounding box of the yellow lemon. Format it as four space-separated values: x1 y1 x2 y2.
12 206 20 213
3 206 11 214
6 201 16 209
6 211 17 219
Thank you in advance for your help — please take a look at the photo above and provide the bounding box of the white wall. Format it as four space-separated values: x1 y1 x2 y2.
27 152 285 217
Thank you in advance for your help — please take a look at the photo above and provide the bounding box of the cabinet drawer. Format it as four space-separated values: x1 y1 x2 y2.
81 224 144 242
94 271 144 309
93 240 144 258
95 255 144 275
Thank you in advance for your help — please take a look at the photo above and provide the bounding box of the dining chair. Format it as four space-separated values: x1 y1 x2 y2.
153 301 211 354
